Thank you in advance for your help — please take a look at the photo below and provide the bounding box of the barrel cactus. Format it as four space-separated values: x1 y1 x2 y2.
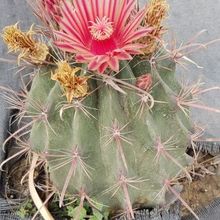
3 0 218 219
29 56 192 215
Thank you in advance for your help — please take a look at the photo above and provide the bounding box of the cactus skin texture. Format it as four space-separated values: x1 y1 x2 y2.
27 56 192 216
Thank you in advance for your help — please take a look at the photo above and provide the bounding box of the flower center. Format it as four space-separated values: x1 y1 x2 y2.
89 16 114 41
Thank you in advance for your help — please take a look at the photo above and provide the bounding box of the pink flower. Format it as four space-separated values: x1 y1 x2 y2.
54 0 152 73
43 0 61 17
28 0 61 25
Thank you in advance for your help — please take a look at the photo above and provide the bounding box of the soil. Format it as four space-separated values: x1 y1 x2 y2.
180 154 220 217
5 158 30 200
3 147 45 202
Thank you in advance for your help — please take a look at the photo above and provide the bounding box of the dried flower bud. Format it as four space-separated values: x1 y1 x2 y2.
145 0 169 27
136 74 153 92
2 24 48 64
139 0 169 55
51 61 89 103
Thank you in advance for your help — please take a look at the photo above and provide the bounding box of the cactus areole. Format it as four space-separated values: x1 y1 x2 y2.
2 0 196 219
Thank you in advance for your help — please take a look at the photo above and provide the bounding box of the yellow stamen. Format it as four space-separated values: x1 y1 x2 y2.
51 61 89 103
89 16 114 41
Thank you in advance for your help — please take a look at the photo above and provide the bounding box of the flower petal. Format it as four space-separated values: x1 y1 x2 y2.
115 0 136 31
55 30 81 45
123 27 153 44
54 41 75 52
108 56 119 72
98 62 109 73
120 8 146 41
96 55 109 64
114 50 133 60
54 41 89 54
88 59 100 71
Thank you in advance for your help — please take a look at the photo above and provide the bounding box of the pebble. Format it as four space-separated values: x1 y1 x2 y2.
207 166 216 173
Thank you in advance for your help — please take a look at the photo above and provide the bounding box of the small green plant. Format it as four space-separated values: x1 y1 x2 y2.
50 197 109 219
67 206 87 220
16 199 37 219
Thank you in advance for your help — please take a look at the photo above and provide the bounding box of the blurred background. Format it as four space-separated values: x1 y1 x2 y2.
167 0 220 139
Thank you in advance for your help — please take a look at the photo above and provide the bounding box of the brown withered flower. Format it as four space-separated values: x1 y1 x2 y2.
2 23 48 64
51 61 89 103
140 0 169 55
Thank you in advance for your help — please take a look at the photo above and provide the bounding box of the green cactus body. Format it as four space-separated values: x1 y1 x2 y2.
27 57 192 215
